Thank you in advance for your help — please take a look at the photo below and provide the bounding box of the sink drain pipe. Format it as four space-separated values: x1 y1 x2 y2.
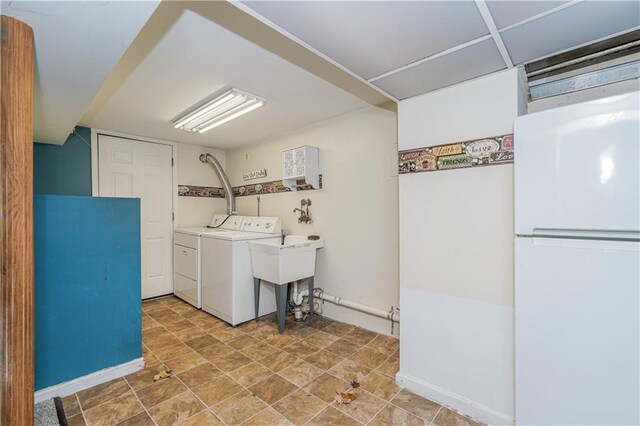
295 288 400 323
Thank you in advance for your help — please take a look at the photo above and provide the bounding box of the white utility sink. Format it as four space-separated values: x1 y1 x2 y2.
249 235 324 285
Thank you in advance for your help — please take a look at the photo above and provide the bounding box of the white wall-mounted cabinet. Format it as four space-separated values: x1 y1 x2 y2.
282 145 319 190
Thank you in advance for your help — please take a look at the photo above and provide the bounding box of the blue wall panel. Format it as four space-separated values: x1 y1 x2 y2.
34 127 92 196
34 195 141 390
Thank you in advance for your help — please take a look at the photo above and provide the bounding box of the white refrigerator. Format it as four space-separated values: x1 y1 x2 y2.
514 91 640 425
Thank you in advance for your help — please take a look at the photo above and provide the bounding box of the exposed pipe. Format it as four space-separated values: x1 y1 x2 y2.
301 289 400 323
199 153 235 215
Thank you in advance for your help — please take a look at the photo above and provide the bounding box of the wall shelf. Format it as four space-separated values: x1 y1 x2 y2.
282 145 319 191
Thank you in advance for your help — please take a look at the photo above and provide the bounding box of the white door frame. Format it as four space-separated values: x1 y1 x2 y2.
91 128 179 231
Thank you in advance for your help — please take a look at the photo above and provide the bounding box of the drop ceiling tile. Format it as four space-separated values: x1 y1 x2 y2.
242 1 489 80
502 0 640 65
372 39 506 100
486 1 570 29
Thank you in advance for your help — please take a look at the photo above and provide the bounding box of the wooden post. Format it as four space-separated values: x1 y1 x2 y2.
1 15 35 425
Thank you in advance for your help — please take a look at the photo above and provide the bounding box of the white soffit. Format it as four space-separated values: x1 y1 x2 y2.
241 1 489 80
501 1 640 65
373 38 506 100
486 0 570 29
1 0 160 145
81 9 369 149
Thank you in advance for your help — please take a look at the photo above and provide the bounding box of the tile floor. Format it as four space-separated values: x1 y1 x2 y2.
62 296 481 426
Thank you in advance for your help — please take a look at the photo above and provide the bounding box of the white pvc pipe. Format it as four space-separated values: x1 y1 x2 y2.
313 289 399 322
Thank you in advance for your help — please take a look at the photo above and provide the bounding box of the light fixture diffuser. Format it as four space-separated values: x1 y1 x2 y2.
173 88 266 133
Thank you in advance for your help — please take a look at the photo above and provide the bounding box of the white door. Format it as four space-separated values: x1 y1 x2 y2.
515 236 640 425
97 134 174 299
514 91 640 235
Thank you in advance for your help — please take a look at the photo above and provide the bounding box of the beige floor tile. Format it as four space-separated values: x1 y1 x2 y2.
153 343 193 363
306 316 335 330
257 350 297 372
304 350 345 371
305 331 339 349
83 391 143 426
325 338 360 358
197 342 236 363
210 326 245 342
332 390 386 424
366 334 400 356
163 318 196 333
176 409 224 425
183 334 220 351
248 374 299 405
278 359 324 387
135 376 188 409
303 373 349 404
271 389 328 425
240 342 280 361
77 378 130 411
360 371 400 401
250 326 280 341
369 404 426 426
391 389 441 422
164 350 207 374
307 406 362 426
329 359 372 383
147 391 205 426
211 350 253 372
241 407 293 426
211 389 268 425
283 339 321 358
376 356 399 378
142 346 161 367
192 375 244 407
145 333 182 352
287 325 319 339
264 334 299 349
322 322 356 337
125 364 168 390
228 335 259 350
62 394 81 417
344 327 378 346
236 320 265 333
173 327 208 342
349 347 388 370
177 362 223 389
228 362 274 387
116 411 155 426
67 414 86 426
142 315 161 331
432 407 482 426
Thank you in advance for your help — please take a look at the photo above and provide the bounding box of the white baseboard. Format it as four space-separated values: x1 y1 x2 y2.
396 372 514 426
34 358 144 403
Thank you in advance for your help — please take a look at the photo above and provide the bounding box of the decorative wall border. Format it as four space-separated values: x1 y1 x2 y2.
398 134 513 174
178 175 323 198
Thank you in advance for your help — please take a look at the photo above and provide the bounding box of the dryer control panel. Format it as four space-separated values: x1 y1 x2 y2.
240 216 281 234
209 214 245 230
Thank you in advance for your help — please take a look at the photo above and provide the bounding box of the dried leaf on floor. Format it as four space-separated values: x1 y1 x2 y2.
153 369 173 381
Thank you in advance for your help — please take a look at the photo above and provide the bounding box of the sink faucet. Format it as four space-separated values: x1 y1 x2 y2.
293 208 311 224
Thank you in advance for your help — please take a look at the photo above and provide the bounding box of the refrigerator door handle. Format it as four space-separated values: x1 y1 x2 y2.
530 228 640 242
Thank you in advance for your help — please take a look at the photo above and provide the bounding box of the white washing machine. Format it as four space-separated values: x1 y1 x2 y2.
201 216 281 325
173 214 245 308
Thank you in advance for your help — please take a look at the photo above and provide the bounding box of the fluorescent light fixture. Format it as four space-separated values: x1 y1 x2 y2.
173 88 266 133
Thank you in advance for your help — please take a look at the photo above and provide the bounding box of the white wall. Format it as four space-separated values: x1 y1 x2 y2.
175 142 227 227
397 68 526 425
225 106 399 335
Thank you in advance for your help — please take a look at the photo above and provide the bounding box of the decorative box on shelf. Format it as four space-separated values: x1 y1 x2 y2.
282 145 319 191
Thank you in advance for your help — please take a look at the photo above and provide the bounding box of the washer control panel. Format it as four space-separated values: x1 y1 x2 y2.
240 216 282 234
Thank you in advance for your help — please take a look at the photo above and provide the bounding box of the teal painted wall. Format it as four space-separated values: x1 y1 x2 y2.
34 195 142 390
34 127 92 196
